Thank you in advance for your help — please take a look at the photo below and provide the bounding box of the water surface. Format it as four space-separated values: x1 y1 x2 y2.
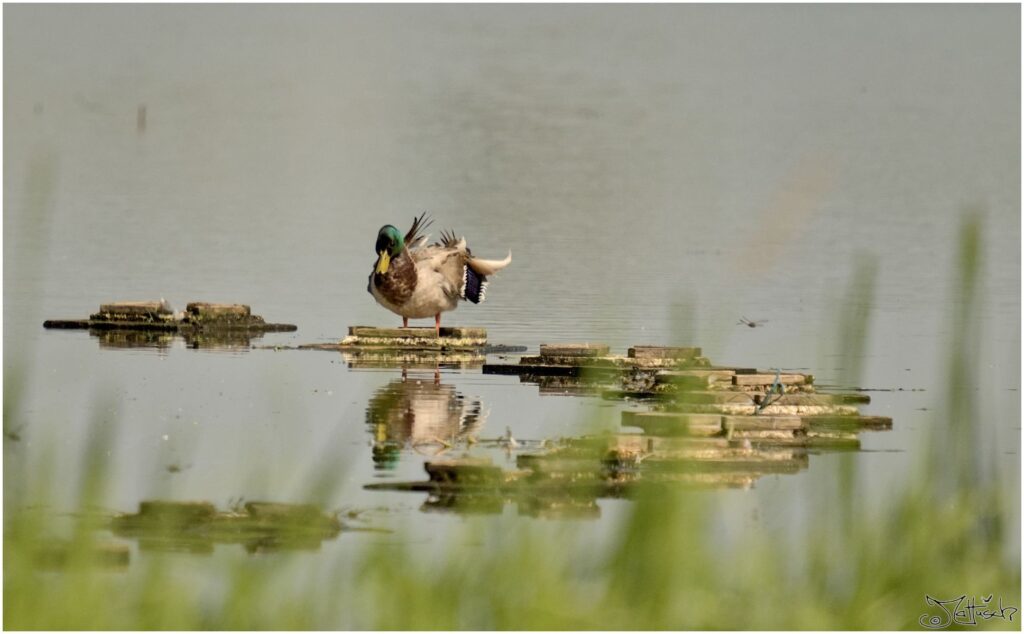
4 4 1019 566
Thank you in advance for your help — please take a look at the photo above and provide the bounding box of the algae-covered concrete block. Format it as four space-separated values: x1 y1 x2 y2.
138 500 216 520
628 345 702 359
348 325 487 339
732 373 808 387
803 415 893 431
539 343 610 358
92 300 174 323
721 415 804 431
98 301 172 317
607 434 731 454
47 301 295 334
186 302 251 319
754 394 859 407
656 369 735 385
518 355 620 368
621 411 723 436
340 325 487 350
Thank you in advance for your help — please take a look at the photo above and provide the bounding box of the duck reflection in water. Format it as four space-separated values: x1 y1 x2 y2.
366 372 485 470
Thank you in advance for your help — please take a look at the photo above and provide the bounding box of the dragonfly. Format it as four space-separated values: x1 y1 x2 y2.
737 316 768 328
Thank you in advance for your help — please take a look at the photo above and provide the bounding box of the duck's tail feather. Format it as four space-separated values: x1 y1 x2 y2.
467 250 512 276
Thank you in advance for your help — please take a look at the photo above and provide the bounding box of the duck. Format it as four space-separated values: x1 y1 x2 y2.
367 213 512 334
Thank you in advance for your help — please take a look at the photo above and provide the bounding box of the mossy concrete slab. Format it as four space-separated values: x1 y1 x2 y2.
628 345 702 359
348 325 487 339
721 414 805 431
45 301 296 333
733 373 810 387
621 411 723 436
540 343 610 357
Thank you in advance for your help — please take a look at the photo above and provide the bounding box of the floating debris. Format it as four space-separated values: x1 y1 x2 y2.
43 301 297 347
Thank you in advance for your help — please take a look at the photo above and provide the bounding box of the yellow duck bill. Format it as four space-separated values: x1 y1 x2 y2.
375 250 391 275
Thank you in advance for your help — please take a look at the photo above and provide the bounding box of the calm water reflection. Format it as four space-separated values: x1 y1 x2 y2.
366 375 486 470
81 328 269 352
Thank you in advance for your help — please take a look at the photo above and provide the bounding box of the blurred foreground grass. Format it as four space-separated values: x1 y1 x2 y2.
4 213 1019 629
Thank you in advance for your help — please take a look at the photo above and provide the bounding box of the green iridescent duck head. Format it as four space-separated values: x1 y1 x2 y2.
373 225 404 274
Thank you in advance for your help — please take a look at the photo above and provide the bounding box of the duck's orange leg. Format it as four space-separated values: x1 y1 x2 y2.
402 316 408 328
434 313 441 337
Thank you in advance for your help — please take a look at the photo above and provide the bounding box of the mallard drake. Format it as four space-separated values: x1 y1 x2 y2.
367 213 512 334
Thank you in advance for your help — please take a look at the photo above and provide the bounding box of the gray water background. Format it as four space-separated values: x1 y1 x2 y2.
4 4 1020 565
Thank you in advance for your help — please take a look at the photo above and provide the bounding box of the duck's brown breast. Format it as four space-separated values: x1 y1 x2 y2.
372 254 417 306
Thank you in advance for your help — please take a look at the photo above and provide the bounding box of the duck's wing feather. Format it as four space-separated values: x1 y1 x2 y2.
403 213 433 250
438 229 462 248
412 245 466 299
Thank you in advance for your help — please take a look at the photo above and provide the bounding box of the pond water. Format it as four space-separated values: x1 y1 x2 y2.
4 4 1020 568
